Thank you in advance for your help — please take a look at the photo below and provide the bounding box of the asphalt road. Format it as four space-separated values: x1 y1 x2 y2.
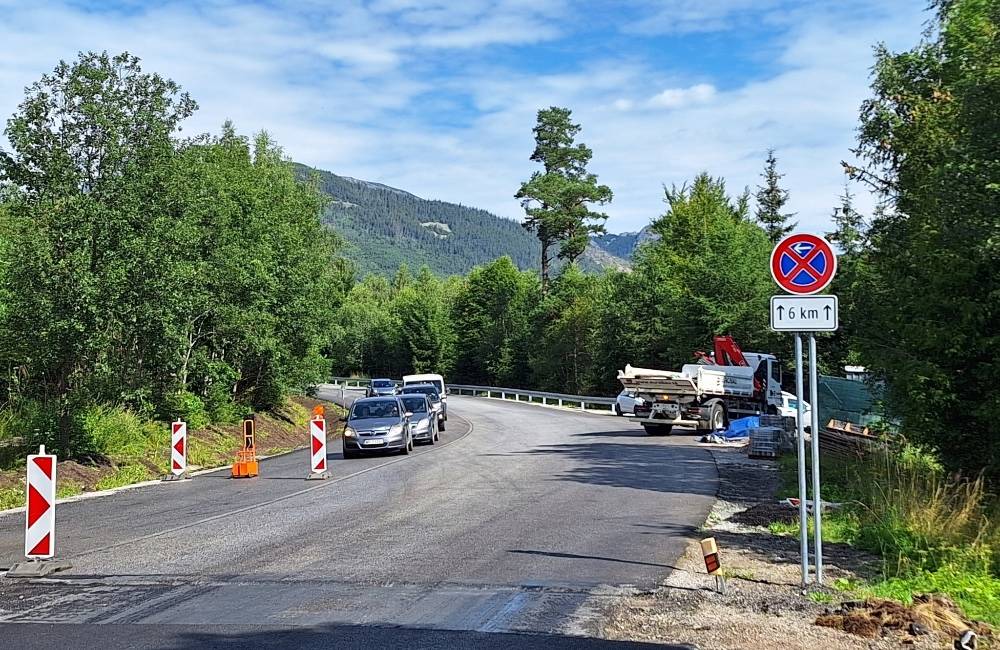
0 388 717 648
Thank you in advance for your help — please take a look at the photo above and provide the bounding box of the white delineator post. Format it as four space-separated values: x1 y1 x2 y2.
171 420 187 476
308 416 330 480
25 445 56 559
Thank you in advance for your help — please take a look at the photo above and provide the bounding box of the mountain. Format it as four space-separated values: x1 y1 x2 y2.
297 164 630 277
590 226 659 259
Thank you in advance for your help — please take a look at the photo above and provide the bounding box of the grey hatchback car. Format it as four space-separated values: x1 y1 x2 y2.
342 397 413 458
399 394 439 445
399 384 445 431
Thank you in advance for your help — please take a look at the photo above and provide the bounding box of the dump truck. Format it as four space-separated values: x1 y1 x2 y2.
618 336 784 435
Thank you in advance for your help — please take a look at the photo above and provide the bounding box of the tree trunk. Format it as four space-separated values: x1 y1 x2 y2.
540 241 551 295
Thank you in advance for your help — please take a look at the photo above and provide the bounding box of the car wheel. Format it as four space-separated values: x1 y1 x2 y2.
401 436 411 455
343 448 358 459
614 403 623 417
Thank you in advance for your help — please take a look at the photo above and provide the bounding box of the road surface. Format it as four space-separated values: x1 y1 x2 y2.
0 388 717 648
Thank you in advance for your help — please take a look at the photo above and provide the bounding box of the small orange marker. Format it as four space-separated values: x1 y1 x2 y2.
231 417 259 478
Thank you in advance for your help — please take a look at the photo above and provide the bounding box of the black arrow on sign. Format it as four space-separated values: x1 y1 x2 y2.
777 305 785 318
824 305 832 318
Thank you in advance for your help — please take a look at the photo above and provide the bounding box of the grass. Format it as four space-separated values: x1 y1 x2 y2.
0 395 344 509
774 442 1000 626
808 591 836 604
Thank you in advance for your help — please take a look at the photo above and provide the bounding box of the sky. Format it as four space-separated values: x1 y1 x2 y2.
0 0 929 234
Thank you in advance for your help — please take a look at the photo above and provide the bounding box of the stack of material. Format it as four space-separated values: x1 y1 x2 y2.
760 414 797 453
749 426 782 459
819 419 881 457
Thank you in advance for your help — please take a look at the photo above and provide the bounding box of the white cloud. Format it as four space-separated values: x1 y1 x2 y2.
0 0 928 238
647 83 716 109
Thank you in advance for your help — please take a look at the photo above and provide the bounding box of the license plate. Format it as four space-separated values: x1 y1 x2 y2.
363 439 385 446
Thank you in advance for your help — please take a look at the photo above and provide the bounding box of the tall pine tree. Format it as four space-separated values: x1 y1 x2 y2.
516 107 612 293
754 149 797 242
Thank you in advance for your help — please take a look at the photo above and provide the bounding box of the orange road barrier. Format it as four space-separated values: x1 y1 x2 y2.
231 417 259 478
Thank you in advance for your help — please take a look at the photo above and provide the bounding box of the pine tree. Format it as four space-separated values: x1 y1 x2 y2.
754 149 797 242
826 184 866 256
516 107 612 293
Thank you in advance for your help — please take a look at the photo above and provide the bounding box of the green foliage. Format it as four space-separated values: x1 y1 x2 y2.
0 52 341 458
754 149 797 242
775 439 999 625
624 174 781 369
865 567 1000 627
516 107 613 290
95 464 153 491
162 391 211 431
848 0 1000 481
81 406 151 458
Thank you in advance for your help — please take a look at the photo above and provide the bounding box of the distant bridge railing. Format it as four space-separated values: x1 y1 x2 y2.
326 377 616 414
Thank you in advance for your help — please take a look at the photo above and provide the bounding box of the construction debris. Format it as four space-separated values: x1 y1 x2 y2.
815 595 992 642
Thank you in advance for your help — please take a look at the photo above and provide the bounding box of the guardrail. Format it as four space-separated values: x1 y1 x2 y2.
447 384 616 414
328 377 616 414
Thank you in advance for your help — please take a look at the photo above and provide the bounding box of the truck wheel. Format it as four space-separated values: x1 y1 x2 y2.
710 403 726 431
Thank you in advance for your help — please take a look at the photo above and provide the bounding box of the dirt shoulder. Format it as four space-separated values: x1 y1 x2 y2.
600 445 953 650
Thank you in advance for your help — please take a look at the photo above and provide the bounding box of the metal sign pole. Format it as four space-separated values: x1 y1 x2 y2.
794 333 809 588
809 335 823 584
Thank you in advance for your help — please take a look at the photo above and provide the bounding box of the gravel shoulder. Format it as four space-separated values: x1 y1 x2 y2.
599 444 943 650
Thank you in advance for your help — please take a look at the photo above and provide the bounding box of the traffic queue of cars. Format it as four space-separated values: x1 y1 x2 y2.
343 373 448 458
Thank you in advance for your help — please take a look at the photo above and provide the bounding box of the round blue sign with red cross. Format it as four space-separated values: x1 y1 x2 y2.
770 233 837 295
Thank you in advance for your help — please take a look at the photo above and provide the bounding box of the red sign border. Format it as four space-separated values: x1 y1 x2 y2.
770 233 837 295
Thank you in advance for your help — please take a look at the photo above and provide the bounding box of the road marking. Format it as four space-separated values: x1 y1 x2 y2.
68 414 475 559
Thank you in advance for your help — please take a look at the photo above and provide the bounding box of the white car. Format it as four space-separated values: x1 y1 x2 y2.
779 391 812 426
615 389 647 416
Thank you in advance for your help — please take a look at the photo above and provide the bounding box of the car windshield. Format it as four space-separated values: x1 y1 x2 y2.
403 386 439 401
400 396 428 413
350 400 400 419
372 380 394 388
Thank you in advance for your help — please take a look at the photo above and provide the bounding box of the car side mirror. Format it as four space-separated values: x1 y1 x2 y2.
404 411 413 419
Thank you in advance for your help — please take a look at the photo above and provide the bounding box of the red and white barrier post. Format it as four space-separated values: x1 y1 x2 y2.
163 419 188 481
7 445 71 577
307 407 330 480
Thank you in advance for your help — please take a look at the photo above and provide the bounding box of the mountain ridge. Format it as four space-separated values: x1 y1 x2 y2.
296 163 638 277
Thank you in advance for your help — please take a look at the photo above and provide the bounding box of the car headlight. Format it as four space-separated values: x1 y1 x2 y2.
344 426 357 438
389 424 404 436
415 418 431 431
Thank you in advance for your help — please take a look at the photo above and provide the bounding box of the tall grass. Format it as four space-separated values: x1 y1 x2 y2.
820 443 996 578
775 441 999 624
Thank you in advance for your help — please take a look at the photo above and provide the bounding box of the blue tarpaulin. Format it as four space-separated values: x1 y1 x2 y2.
723 416 759 439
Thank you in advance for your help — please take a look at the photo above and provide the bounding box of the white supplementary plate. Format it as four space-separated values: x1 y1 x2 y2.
770 295 838 332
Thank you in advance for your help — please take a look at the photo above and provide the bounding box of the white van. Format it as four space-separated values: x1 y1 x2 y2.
402 373 447 420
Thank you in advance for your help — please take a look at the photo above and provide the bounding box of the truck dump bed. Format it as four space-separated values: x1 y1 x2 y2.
618 365 698 396
619 363 757 398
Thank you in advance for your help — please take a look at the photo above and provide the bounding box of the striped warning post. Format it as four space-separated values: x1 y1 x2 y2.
307 415 330 480
171 420 187 476
25 445 56 559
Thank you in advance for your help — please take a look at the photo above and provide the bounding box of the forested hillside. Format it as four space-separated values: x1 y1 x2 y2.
298 164 628 276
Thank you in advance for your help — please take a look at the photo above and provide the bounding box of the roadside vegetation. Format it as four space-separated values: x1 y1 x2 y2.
0 53 347 484
772 443 1000 626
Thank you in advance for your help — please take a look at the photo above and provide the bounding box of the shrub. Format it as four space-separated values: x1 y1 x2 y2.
161 390 210 430
81 405 148 458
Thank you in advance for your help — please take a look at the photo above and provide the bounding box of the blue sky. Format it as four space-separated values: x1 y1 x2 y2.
0 0 928 233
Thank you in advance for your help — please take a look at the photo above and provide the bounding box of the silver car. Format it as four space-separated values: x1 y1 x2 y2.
342 397 413 458
399 394 439 445
366 378 398 398
400 384 445 431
